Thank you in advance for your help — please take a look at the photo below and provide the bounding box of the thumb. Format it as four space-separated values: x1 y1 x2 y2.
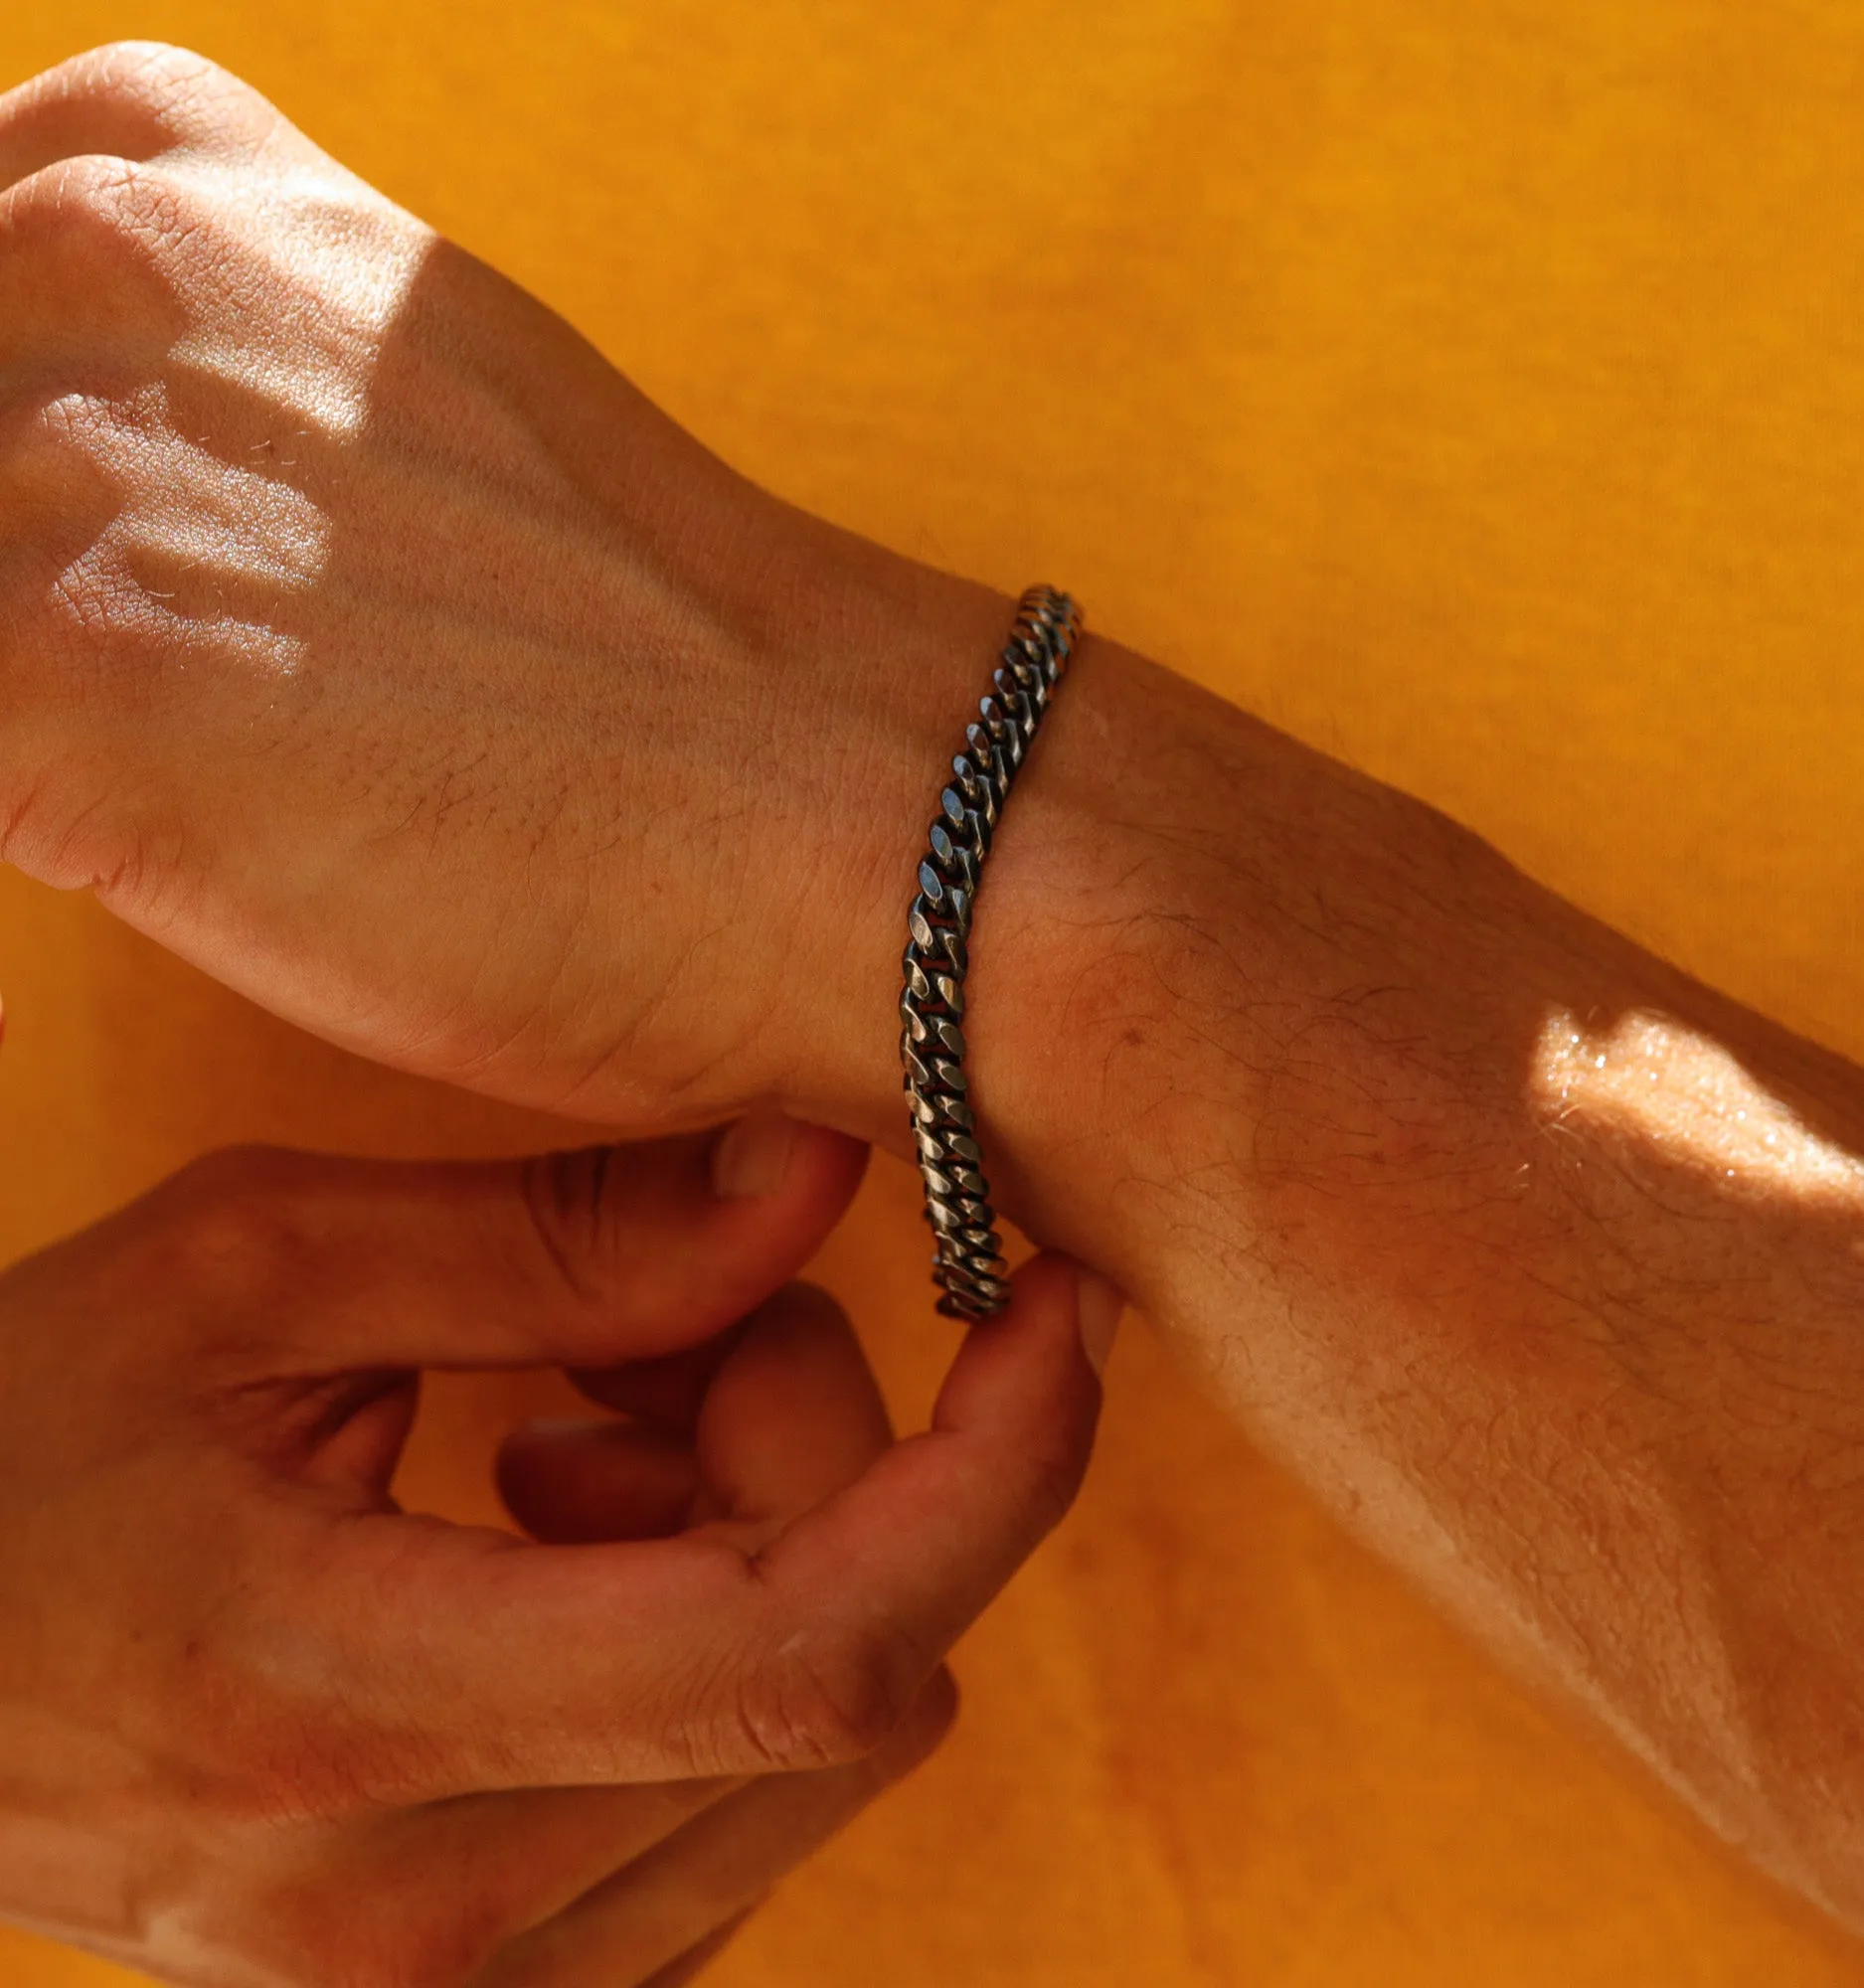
136 1117 867 1375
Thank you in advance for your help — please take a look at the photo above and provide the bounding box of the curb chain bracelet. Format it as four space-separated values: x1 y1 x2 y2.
900 584 1085 1320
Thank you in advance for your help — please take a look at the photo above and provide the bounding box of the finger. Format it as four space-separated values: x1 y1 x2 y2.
306 1253 1099 1795
568 1329 752 1434
126 1117 867 1375
499 1284 894 1543
691 1282 895 1528
475 1671 955 1988
567 1283 892 1483
498 1421 702 1544
0 42 286 191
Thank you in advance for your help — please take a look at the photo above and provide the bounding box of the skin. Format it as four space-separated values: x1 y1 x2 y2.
6 28 1864 1960
0 1122 1108 1984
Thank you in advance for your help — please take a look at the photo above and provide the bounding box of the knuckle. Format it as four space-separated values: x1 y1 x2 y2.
0 151 206 277
734 1622 915 1769
517 1146 618 1310
56 40 245 127
1020 1428 1091 1539
0 150 126 243
86 154 207 257
1 388 124 518
99 39 227 97
159 1145 306 1279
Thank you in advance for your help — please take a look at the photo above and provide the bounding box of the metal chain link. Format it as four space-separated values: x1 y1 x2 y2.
900 584 1084 1320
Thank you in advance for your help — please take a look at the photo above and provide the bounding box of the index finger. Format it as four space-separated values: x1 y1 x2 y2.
303 1254 1108 1800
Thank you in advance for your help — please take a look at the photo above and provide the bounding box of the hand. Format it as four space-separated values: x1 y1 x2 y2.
0 41 1012 1137
0 1123 1107 1983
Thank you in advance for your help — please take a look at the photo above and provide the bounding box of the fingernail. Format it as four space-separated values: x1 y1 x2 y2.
1076 1267 1125 1377
711 1109 800 1199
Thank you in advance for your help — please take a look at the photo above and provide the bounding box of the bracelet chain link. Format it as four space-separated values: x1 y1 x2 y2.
900 584 1084 1320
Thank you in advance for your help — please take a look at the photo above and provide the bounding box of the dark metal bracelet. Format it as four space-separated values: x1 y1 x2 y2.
900 584 1084 1320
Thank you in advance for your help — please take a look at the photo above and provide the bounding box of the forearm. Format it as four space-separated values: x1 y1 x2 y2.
740 546 1864 1919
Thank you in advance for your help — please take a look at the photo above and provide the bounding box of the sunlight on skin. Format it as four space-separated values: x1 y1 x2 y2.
1515 1004 1864 1911
1533 1006 1864 1202
167 157 430 439
47 409 324 672
39 172 428 675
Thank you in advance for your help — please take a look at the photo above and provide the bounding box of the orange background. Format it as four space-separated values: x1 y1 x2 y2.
6 3 1864 1981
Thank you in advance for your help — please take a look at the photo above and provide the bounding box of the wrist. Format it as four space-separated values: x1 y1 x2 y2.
485 480 1016 1137
562 499 1279 1317
781 592 1272 1313
738 523 1028 1146
638 521 1195 1275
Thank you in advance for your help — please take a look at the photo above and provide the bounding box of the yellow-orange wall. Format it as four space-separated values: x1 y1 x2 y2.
6 4 1864 1981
